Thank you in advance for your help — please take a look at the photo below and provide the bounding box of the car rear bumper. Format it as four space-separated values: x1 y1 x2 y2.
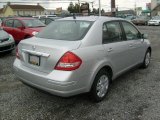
13 59 89 97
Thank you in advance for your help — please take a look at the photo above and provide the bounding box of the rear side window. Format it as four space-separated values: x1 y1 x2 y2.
36 20 93 41
103 21 123 44
5 19 13 27
122 22 141 40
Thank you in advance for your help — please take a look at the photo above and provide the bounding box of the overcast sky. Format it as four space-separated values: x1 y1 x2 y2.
0 0 151 11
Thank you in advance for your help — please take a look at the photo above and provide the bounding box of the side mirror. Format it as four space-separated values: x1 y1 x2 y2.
142 33 148 39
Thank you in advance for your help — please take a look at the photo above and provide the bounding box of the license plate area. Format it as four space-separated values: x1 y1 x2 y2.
28 54 40 66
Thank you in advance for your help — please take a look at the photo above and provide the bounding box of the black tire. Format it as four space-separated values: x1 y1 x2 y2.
90 69 111 102
141 49 151 68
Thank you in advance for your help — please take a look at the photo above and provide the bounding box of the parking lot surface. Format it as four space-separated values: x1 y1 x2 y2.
0 26 160 120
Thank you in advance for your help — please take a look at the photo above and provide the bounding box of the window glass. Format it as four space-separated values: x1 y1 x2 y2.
122 22 140 40
103 22 123 44
14 20 22 28
39 18 46 24
22 19 45 27
5 20 13 27
36 20 93 41
46 18 53 25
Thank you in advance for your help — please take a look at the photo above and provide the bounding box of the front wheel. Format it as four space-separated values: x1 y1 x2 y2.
90 69 111 102
141 50 151 68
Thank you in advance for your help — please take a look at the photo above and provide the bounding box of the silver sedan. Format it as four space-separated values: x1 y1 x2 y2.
13 16 151 102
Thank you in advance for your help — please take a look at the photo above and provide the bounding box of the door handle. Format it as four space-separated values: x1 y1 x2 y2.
107 48 113 52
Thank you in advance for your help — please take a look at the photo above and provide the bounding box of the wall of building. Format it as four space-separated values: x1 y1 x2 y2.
151 0 160 9
152 5 160 16
4 6 14 17
12 10 44 16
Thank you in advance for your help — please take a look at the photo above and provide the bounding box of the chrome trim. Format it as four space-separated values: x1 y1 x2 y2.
22 49 50 57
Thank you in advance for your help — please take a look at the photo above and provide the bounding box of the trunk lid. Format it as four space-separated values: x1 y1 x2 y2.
19 37 81 73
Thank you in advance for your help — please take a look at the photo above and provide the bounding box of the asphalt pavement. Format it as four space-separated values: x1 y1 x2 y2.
0 26 160 120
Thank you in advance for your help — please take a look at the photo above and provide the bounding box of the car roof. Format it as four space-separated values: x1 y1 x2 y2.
5 17 35 20
59 16 123 22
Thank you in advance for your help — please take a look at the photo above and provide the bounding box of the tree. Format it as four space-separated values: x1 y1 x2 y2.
68 2 75 13
92 8 98 14
75 3 80 13
92 8 105 14
101 9 105 14
67 2 81 13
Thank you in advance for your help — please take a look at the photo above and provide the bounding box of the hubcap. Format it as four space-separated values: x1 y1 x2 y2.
145 52 151 66
96 75 109 98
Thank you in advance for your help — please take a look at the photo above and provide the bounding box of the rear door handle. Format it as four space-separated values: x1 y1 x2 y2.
107 48 113 52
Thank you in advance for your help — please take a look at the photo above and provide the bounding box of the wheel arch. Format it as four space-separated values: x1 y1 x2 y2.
88 63 114 92
148 46 152 54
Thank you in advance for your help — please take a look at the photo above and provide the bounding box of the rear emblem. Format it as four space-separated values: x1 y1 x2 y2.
32 45 36 51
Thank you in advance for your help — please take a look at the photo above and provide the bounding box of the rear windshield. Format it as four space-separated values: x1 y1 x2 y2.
36 20 93 41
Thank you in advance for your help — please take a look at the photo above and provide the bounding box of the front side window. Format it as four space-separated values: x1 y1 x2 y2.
36 20 93 41
5 20 13 27
14 20 22 28
103 21 123 44
122 22 141 40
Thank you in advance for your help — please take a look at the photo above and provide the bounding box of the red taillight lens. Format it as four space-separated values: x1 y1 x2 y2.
55 51 82 71
16 47 20 59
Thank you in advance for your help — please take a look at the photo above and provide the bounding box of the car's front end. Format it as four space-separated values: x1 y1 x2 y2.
21 18 46 38
0 30 15 53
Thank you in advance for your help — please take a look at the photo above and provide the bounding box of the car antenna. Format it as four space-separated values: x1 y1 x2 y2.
73 13 77 23
73 13 76 19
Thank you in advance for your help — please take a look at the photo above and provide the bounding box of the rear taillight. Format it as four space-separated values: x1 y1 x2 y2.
55 51 82 71
16 47 20 59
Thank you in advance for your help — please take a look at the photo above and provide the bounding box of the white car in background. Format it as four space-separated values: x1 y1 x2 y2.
148 16 160 26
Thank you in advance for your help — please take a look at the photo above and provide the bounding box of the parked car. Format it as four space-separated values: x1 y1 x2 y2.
13 16 151 102
148 16 160 26
0 27 15 53
124 16 136 22
131 16 149 25
0 17 13 26
1 17 45 43
39 17 61 25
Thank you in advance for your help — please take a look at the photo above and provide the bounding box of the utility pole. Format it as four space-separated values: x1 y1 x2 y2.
99 0 101 16
91 2 94 11
111 0 116 17
78 0 81 13
134 1 137 16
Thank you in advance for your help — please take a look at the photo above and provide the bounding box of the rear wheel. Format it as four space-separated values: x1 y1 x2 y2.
141 49 151 68
90 69 111 102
